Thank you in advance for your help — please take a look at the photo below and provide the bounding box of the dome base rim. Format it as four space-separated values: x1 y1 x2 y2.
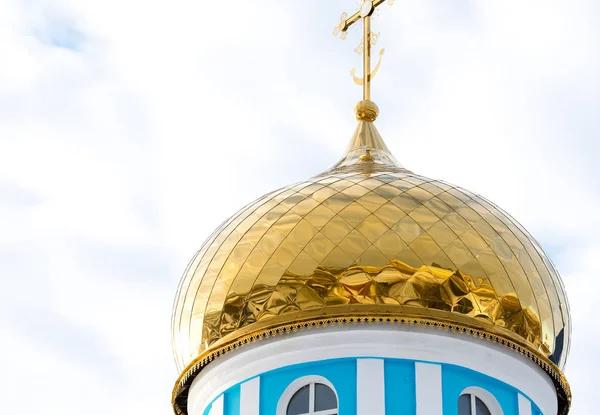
171 314 570 415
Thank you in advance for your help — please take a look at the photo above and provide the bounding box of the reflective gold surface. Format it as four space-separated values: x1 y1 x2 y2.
171 100 571 414
215 259 552 348
171 117 571 376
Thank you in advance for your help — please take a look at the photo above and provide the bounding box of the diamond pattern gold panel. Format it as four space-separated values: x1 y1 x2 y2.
172 140 571 375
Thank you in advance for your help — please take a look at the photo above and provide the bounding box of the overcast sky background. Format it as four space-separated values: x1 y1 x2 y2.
0 0 598 413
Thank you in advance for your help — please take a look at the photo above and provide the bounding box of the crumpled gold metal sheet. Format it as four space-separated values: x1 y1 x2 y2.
172 165 570 373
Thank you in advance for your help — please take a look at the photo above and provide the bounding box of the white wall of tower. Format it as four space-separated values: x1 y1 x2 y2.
188 326 556 415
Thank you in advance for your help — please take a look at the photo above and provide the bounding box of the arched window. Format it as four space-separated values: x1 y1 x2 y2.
458 394 491 415
458 387 503 415
277 376 338 415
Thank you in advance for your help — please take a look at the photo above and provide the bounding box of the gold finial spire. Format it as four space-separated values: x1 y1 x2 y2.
334 0 394 102
331 1 399 170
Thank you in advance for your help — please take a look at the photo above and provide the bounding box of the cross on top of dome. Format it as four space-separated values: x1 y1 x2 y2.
333 0 395 102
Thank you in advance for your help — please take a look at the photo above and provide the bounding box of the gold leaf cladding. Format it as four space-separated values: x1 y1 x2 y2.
172 169 571 378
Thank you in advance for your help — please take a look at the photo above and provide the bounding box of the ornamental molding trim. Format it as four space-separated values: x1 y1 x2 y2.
172 314 570 415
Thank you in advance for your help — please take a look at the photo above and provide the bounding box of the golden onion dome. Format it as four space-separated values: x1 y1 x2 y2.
171 100 570 411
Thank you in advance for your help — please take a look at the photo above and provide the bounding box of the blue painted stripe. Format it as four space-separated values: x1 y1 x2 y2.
197 356 541 415
225 385 240 415
385 359 416 414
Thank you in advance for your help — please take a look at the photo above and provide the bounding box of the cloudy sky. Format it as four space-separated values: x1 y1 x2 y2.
0 0 598 413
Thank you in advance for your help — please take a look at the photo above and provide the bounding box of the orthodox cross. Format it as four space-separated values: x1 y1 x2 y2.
334 0 394 101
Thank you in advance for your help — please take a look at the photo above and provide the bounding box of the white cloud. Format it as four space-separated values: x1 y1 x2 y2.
0 0 597 414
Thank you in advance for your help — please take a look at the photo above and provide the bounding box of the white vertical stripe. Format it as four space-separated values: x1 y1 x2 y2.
415 362 442 415
208 395 224 415
240 377 260 415
357 358 385 415
518 394 533 415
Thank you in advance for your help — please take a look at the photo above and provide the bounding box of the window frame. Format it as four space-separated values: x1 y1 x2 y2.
459 386 504 415
277 375 339 415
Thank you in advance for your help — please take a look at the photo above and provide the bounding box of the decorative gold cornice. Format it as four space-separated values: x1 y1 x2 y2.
171 315 570 415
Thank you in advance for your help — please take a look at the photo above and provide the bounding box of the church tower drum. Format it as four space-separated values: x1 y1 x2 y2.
170 3 571 415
